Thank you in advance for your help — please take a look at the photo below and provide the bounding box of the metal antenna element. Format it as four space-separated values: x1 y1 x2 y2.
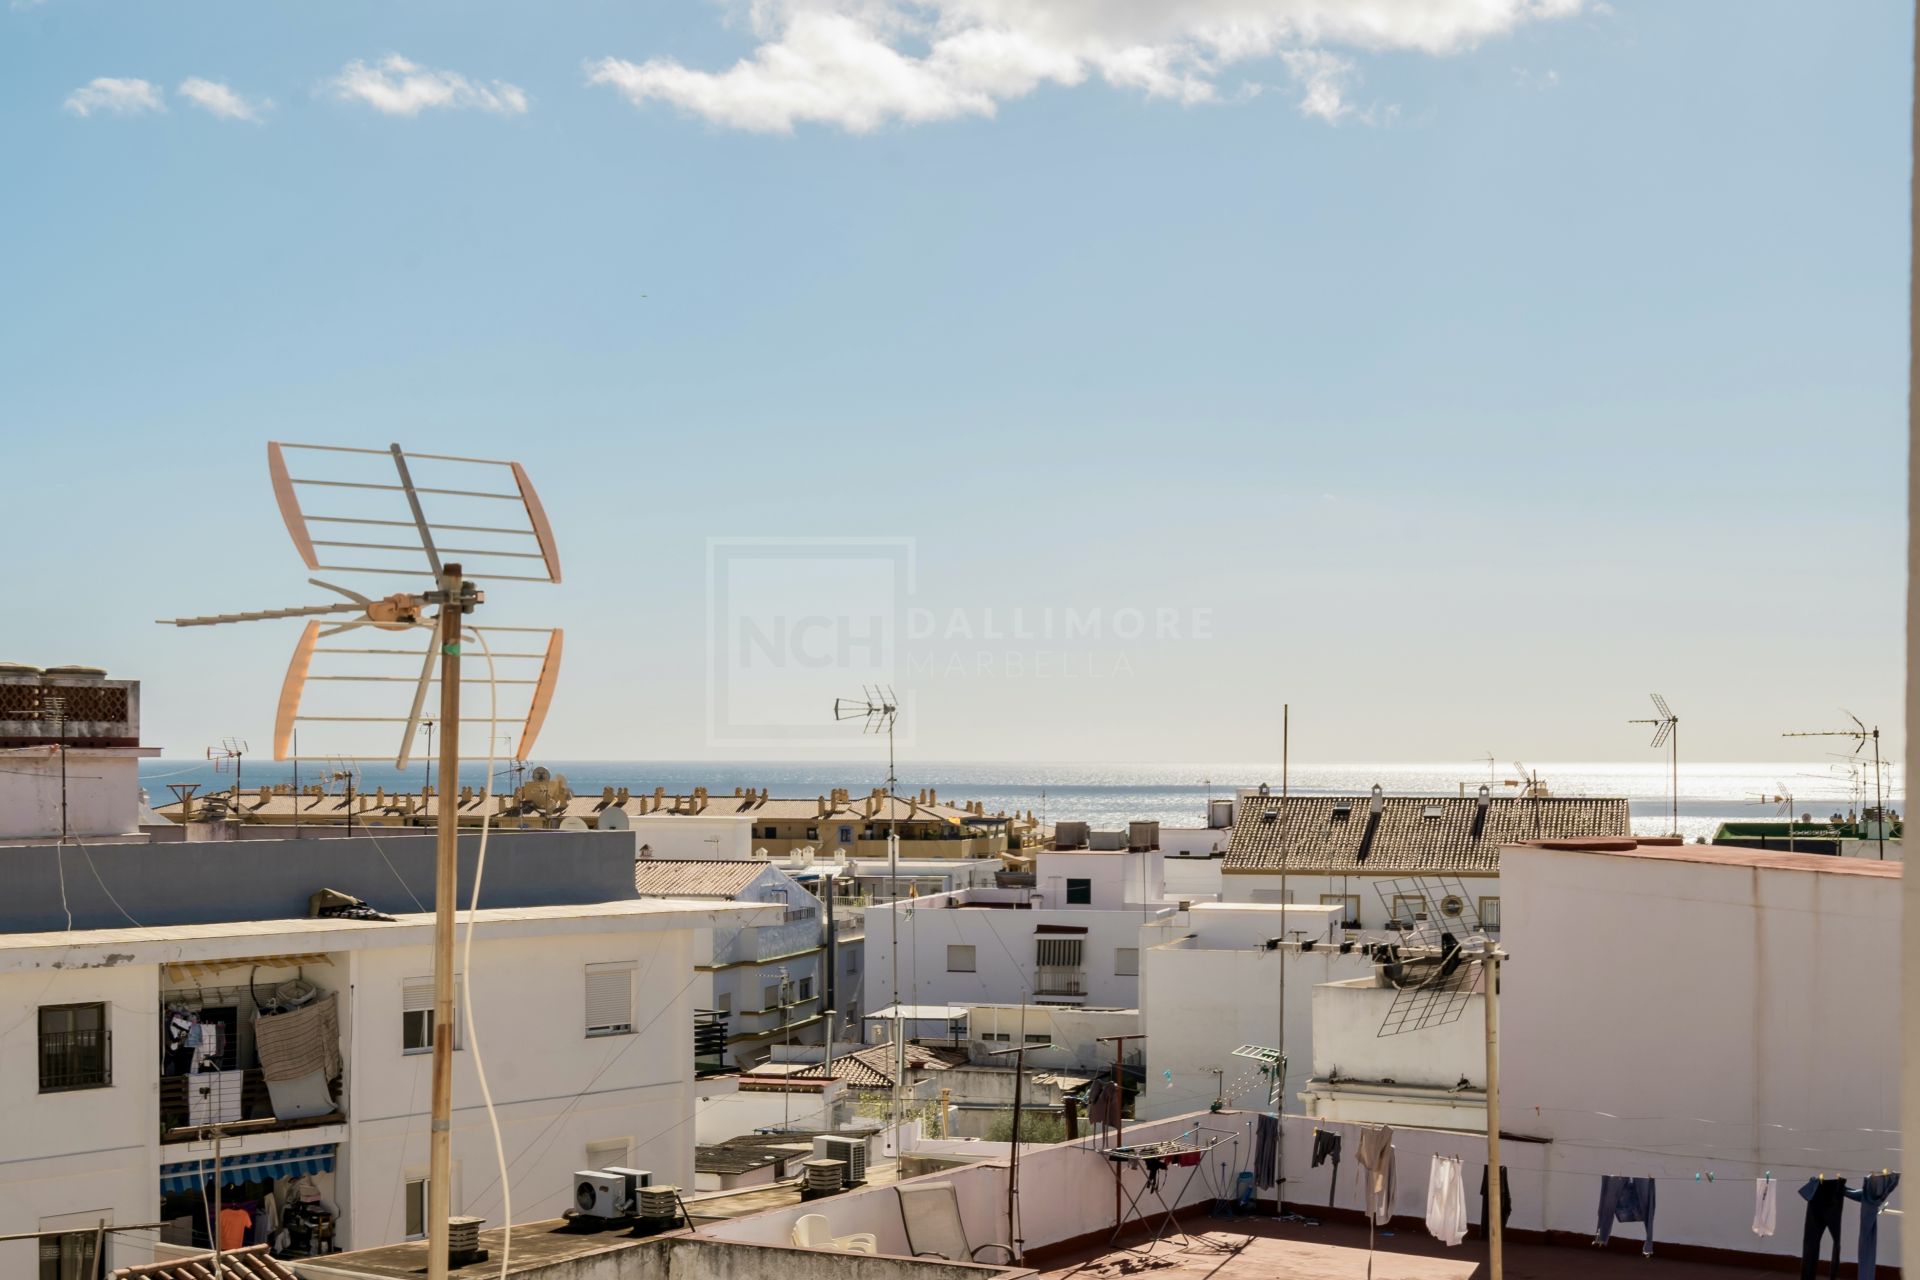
834 686 902 1138
1783 712 1890 860
1628 694 1680 837
161 440 565 1280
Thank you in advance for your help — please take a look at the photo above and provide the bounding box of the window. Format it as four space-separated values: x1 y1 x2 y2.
404 1177 430 1239
38 1213 107 1280
1321 893 1362 926
1330 804 1353 821
946 945 977 973
1390 895 1427 927
1421 804 1444 820
585 962 636 1037
39 1003 110 1092
838 826 854 844
980 1031 1010 1042
1025 1033 1050 1044
762 826 778 839
763 982 784 1010
806 827 820 841
1035 938 1084 968
1480 896 1502 931
1114 947 1140 976
796 977 814 1002
402 977 459 1054
587 1139 632 1172
1065 878 1092 905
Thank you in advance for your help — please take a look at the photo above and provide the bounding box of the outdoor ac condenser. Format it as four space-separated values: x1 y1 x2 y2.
573 1171 621 1218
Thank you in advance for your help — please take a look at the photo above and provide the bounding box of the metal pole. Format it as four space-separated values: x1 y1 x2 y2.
1007 1042 1026 1257
1485 948 1505 1280
427 565 464 1280
1874 728 1887 860
888 719 903 1149
1281 704 1289 798
211 1127 224 1279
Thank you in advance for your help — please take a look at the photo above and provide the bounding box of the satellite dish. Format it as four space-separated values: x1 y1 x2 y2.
598 807 630 831
559 815 589 832
531 766 553 783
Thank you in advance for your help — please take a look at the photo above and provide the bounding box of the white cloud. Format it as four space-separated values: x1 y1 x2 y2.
586 0 1584 134
178 77 270 122
328 55 529 117
64 77 164 118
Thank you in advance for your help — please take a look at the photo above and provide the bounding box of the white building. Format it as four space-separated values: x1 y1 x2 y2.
631 859 829 1069
1136 902 1372 1120
0 663 160 845
1219 787 1630 933
866 844 1182 1013
0 893 772 1277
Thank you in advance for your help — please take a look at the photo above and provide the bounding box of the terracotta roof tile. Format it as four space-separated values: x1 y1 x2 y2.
1223 795 1630 875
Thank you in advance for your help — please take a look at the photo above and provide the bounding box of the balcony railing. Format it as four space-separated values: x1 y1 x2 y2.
40 1029 111 1092
695 1009 730 1074
158 1068 344 1142
1034 967 1086 997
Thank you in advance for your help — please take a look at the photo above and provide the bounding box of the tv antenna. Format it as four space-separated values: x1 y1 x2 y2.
833 686 902 1132
1370 873 1507 1279
1783 712 1887 860
208 737 248 799
1628 694 1679 837
159 440 564 1280
1753 788 1796 854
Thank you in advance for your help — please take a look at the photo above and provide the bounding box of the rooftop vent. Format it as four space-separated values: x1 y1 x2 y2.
1330 803 1352 822
1421 804 1443 820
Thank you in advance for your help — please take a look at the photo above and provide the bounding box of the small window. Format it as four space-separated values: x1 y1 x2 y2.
1480 896 1502 931
39 1003 110 1092
981 1031 1010 1043
1421 804 1444 820
586 962 636 1037
1065 878 1092 905
763 983 784 1009
806 827 820 841
1329 804 1352 821
1114 947 1139 976
947 945 977 973
762 826 778 839
404 1177 429 1239
796 977 813 1002
1390 895 1427 928
838 826 854 844
402 977 459 1054
39 1227 102 1280
587 1138 631 1172
1025 1033 1049 1044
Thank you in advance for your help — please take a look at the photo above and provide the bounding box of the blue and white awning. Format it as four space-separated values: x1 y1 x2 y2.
161 1143 336 1193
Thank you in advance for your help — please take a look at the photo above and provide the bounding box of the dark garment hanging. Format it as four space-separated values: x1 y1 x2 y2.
1478 1165 1511 1238
1594 1176 1656 1256
1798 1178 1846 1280
1253 1113 1280 1190
1084 1079 1123 1128
1311 1129 1342 1206
1844 1173 1900 1280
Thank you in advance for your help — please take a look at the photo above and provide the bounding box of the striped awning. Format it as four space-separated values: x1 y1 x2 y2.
160 1143 336 1193
162 954 334 984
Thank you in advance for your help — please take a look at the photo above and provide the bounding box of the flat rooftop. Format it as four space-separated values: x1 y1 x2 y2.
1037 1213 1781 1279
299 1218 665 1277
1514 837 1902 878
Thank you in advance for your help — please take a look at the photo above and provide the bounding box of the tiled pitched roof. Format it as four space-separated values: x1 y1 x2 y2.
631 859 769 898
1223 795 1631 875
113 1244 297 1279
792 1041 967 1089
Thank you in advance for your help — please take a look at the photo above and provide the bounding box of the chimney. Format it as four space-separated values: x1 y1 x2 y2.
602 786 615 804
817 795 829 818
1476 785 1491 813
461 785 474 804
1369 783 1385 816
616 786 630 804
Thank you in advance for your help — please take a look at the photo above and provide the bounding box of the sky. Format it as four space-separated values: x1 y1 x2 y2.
0 0 1908 766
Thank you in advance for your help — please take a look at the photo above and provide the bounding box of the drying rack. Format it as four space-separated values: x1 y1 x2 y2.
1102 1133 1231 1254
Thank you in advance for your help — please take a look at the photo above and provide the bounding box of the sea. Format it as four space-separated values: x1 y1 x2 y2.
136 760 1899 844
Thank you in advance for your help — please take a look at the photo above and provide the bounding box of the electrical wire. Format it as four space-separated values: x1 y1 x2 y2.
460 623 511 1278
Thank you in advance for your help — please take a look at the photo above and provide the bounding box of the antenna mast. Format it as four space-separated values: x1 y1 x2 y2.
161 440 564 1280
835 687 900 1135
1783 713 1888 860
1627 695 1679 837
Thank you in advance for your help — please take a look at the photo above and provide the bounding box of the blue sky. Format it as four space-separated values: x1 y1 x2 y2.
0 1 1907 767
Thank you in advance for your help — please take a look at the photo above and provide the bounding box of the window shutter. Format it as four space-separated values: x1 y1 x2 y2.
585 963 635 1035
403 978 434 1013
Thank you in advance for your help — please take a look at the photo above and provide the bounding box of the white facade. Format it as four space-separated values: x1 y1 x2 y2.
1220 867 1501 935
0 746 161 843
1136 903 1372 1121
1299 977 1487 1131
628 813 756 860
867 887 1173 1012
0 898 770 1276
1501 840 1901 1265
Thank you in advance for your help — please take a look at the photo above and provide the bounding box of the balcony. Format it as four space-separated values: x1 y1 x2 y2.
695 1009 731 1076
159 1068 344 1142
1033 966 1086 998
39 1029 111 1092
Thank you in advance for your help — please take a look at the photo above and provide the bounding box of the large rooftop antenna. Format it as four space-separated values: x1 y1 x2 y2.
834 686 902 1135
207 737 247 801
160 441 564 1280
1753 788 1796 854
1783 712 1888 860
1628 694 1679 837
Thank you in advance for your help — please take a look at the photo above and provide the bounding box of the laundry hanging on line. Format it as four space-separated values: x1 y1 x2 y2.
1594 1176 1656 1256
1426 1155 1466 1247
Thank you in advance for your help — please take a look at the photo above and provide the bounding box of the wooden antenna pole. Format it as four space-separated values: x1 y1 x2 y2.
427 564 464 1280
1484 947 1505 1280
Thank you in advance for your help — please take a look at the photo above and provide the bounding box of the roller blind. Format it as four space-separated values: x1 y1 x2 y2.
585 962 636 1036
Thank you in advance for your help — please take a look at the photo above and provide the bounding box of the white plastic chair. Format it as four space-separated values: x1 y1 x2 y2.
793 1212 879 1254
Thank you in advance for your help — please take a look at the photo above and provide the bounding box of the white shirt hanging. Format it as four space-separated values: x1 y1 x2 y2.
1426 1154 1467 1247
1752 1177 1776 1237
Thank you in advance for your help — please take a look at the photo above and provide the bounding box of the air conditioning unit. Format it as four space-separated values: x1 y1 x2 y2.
635 1185 681 1222
573 1171 621 1218
813 1135 867 1184
604 1167 651 1214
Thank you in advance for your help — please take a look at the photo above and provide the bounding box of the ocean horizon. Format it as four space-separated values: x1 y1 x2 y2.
137 759 1900 844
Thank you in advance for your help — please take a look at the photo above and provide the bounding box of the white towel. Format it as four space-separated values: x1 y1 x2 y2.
1427 1155 1467 1247
1752 1177 1776 1237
